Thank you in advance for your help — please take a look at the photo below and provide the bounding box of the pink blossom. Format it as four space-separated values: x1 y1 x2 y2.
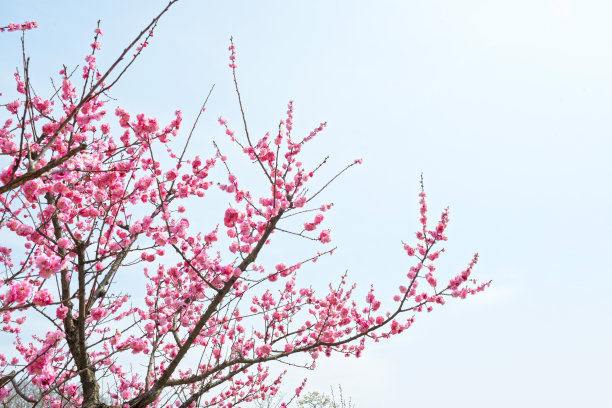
319 229 331 243
2 21 38 32
224 208 240 228
90 307 108 321
165 169 178 181
56 305 68 320
425 273 437 287
255 344 272 358
6 99 22 114
294 196 307 207
7 281 32 304
304 222 317 231
33 289 54 307
35 254 62 279
403 244 416 256
130 338 149 354
61 78 76 100
32 96 52 113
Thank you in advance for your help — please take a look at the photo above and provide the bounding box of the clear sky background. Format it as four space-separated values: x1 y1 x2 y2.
1 1 611 407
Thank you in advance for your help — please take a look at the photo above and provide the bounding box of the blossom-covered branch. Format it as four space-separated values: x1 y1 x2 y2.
0 4 488 408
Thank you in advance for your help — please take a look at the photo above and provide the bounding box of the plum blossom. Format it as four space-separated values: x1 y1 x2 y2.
90 307 108 321
319 229 331 243
255 344 272 358
35 254 62 279
56 305 69 320
6 281 32 304
224 208 240 228
33 289 54 307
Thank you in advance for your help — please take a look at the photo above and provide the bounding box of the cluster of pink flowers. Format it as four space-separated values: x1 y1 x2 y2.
319 229 332 243
285 100 294 133
228 41 237 69
0 21 38 32
224 207 241 228
5 281 32 305
255 344 272 358
35 254 63 279
32 289 54 307
301 121 327 145
304 213 324 231
60 76 76 101
134 28 154 56
90 307 108 321
6 99 21 114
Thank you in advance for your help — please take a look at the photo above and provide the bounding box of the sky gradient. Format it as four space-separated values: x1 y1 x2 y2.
1 1 611 406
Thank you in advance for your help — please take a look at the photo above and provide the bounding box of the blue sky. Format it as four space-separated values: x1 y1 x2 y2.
1 1 611 407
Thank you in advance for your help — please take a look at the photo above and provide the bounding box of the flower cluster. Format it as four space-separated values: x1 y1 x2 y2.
0 21 38 32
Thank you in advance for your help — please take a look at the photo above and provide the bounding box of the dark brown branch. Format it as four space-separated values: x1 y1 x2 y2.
0 144 86 195
130 211 284 408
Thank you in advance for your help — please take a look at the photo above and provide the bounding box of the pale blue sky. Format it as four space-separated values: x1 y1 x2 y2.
1 1 611 407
